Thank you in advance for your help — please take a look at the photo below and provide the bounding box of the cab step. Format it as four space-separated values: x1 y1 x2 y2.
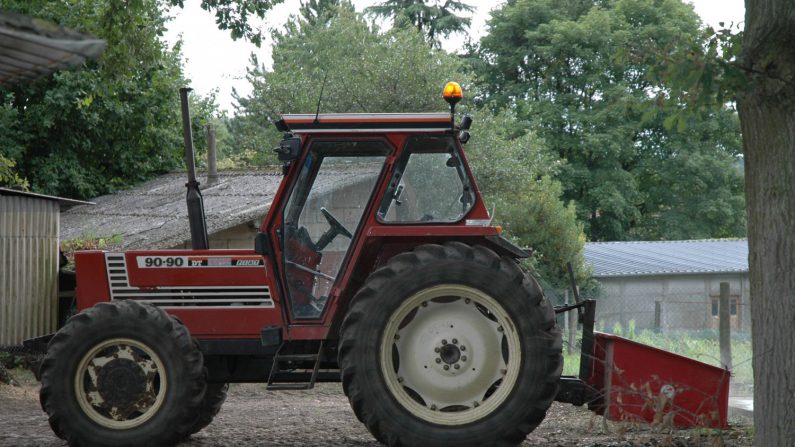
266 341 324 391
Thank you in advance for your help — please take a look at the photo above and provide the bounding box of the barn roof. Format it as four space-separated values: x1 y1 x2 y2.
61 167 376 250
0 187 92 207
584 239 748 278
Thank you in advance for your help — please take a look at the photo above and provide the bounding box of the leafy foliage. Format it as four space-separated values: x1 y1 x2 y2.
0 0 216 200
466 108 587 287
365 0 474 47
472 0 746 241
167 0 282 46
233 5 466 165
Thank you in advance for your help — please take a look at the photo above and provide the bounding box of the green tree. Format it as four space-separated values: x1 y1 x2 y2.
233 5 465 165
466 108 587 287
736 1 794 443
366 0 474 47
298 0 341 25
0 1 214 199
659 1 795 441
473 0 745 241
167 0 282 46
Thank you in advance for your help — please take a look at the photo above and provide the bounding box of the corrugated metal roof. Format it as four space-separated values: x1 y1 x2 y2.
0 187 92 207
0 11 105 85
61 167 377 250
584 239 748 278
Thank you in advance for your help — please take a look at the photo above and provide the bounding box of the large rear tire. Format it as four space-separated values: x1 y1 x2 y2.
339 243 562 447
39 300 206 446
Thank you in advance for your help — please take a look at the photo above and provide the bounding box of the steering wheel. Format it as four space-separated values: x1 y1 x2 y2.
320 207 353 239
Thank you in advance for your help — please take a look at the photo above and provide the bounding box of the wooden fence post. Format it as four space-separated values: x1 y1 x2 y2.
719 282 732 370
567 290 577 355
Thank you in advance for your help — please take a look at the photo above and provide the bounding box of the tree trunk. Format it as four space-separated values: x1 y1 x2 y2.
739 1 795 444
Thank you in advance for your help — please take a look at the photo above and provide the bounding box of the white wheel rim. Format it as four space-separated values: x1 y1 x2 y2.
380 284 522 425
74 337 168 429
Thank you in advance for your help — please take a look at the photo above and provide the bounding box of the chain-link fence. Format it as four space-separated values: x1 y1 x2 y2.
542 275 754 390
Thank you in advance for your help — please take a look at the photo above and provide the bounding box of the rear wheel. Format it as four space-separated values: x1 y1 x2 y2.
40 300 206 446
339 243 562 447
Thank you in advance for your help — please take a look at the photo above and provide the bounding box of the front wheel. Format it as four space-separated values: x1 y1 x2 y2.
339 243 562 447
39 300 206 446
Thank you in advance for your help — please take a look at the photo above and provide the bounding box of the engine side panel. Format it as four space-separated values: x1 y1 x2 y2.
75 250 284 339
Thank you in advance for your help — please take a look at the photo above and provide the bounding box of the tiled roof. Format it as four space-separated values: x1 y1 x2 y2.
584 239 748 278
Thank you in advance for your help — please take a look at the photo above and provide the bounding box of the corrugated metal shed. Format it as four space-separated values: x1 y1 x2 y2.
0 189 90 345
584 239 748 278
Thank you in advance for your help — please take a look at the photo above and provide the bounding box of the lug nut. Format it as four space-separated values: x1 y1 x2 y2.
430 404 437 411
443 365 450 370
501 369 507 375
422 301 428 307
460 345 466 351
452 338 458 344
398 377 404 383
465 298 471 304
394 334 400 340
454 364 460 370
436 358 442 364
473 402 479 407
461 356 467 361
434 347 441 353
441 339 448 345
498 326 504 332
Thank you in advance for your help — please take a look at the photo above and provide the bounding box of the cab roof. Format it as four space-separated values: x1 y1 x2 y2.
275 112 452 134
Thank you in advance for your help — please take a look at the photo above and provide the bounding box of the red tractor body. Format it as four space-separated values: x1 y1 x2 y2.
73 112 511 345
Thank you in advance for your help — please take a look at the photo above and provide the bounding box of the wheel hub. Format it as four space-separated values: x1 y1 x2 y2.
439 343 461 365
96 358 146 408
75 338 167 429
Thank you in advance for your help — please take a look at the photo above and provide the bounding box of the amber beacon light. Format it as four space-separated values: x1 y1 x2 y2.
442 81 463 105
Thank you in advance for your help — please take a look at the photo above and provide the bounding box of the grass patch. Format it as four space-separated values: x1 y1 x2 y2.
561 326 753 383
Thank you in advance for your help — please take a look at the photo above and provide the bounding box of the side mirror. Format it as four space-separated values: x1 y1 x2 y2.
460 114 473 130
274 137 301 161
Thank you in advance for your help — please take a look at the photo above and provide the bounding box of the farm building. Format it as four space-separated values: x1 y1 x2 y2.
0 188 89 345
584 239 749 333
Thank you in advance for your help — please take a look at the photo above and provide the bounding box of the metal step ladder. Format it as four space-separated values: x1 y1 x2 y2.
266 341 324 390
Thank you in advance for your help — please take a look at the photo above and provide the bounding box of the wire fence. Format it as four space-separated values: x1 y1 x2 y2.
541 277 754 388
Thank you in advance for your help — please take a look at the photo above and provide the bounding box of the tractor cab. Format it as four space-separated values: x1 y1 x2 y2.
265 112 482 321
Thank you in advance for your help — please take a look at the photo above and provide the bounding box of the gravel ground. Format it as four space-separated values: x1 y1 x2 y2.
0 369 753 447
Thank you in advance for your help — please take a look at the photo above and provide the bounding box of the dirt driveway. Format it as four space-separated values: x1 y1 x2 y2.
0 369 753 447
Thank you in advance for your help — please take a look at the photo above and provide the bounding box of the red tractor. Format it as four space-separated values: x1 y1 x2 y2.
28 83 726 446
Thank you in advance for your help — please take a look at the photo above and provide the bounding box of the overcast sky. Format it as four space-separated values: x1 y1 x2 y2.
163 0 746 113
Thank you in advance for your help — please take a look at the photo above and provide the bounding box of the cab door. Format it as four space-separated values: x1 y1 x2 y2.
279 140 389 320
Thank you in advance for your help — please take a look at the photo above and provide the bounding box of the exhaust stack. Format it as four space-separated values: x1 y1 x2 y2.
179 87 209 250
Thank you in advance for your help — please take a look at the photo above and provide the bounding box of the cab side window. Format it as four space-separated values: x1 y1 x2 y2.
379 136 474 223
